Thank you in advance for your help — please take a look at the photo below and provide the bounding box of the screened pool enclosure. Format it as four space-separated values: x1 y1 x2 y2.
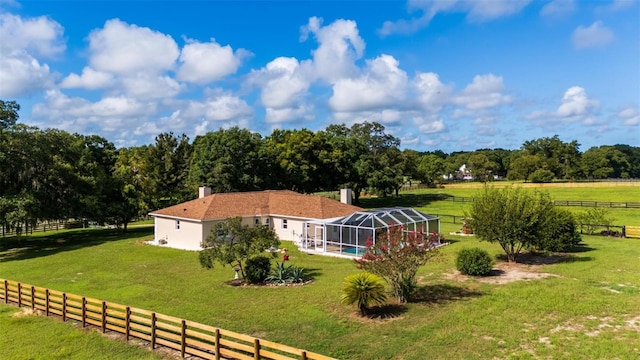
300 207 441 257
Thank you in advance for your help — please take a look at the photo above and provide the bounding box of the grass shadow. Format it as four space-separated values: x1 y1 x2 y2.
566 244 596 253
0 227 153 262
303 268 323 279
366 304 407 319
496 252 594 265
411 283 484 304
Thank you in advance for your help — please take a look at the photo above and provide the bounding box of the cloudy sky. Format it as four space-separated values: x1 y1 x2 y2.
1 0 638 151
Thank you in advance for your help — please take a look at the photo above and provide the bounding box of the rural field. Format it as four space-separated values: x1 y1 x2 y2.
1 183 639 359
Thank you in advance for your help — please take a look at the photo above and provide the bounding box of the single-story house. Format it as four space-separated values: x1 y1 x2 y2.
149 187 363 251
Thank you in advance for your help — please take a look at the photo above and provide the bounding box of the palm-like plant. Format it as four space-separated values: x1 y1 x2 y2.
341 272 387 316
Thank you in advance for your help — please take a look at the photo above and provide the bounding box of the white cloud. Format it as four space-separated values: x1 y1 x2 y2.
31 89 154 133
618 107 639 126
329 54 408 112
0 13 65 57
60 67 115 90
415 116 446 134
120 73 182 99
88 19 179 74
454 74 511 110
301 17 365 82
540 0 575 17
572 21 614 49
265 105 314 124
556 86 599 120
182 90 253 122
414 72 453 112
0 50 54 97
379 0 531 36
0 13 64 97
177 38 248 84
601 0 636 12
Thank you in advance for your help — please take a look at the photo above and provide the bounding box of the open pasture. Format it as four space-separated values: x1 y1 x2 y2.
1 184 639 359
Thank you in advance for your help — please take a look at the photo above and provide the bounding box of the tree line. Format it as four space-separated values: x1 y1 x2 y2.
1 99 639 234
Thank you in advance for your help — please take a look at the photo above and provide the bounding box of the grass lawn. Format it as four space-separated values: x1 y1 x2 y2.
2 233 640 358
0 303 161 359
1 185 639 359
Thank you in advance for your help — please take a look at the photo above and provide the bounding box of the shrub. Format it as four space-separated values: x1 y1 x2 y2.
456 248 494 276
341 272 387 316
355 227 439 303
528 169 554 183
244 255 272 284
536 208 582 252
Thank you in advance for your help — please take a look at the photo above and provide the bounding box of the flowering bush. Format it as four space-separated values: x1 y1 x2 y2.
355 225 440 303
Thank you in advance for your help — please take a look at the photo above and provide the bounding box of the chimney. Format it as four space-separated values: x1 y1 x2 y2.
199 186 212 198
340 188 352 205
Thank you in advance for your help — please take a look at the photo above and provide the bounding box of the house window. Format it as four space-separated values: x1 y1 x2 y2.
265 218 270 225
282 219 288 229
255 218 260 226
175 220 180 230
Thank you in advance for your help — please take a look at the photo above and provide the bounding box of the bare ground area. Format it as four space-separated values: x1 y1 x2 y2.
443 253 566 284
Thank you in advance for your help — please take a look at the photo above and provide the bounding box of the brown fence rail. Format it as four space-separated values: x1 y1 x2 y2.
1 279 335 360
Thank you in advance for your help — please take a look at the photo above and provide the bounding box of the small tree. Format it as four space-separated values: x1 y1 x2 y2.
355 226 439 303
199 217 280 280
576 208 612 235
341 272 387 316
468 186 553 263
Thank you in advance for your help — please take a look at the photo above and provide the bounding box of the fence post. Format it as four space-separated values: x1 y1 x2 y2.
125 307 131 341
622 226 626 238
214 328 221 360
301 350 308 360
62 293 67 321
101 301 107 333
253 338 260 360
45 289 50 316
151 312 157 349
4 280 7 304
180 320 186 357
31 286 35 309
17 283 22 307
82 297 87 327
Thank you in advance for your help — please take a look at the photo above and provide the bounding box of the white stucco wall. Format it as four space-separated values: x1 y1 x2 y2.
153 215 312 250
272 216 305 242
154 217 204 251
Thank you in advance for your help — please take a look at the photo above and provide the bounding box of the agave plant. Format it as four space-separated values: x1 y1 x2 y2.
266 262 290 284
288 265 306 283
341 272 387 316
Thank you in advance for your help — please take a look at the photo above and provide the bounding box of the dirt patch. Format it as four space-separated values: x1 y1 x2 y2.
11 307 44 318
444 261 560 285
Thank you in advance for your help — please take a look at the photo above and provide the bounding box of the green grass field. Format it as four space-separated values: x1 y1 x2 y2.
1 185 639 359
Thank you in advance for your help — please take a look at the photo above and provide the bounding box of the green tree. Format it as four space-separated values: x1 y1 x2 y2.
580 146 630 179
341 272 387 316
189 127 267 193
507 154 545 181
199 217 280 280
468 187 554 263
522 135 581 179
416 154 445 186
355 226 439 303
536 207 581 252
466 153 497 182
149 132 192 207
0 100 20 130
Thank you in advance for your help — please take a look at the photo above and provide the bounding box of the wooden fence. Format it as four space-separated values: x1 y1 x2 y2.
1 279 335 360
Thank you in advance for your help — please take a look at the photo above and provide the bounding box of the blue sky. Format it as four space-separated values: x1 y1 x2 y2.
1 0 638 152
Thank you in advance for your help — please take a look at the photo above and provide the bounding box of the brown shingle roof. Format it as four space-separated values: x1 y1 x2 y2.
149 190 363 221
